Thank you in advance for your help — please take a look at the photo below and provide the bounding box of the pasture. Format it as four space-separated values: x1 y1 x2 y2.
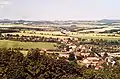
0 40 56 49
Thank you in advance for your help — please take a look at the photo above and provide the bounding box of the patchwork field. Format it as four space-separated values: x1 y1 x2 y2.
0 40 56 49
3 30 120 40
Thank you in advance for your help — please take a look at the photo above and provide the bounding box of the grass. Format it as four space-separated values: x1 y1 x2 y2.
0 40 56 49
20 50 28 56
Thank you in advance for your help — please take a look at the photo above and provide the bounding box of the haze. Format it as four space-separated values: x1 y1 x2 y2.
0 0 120 20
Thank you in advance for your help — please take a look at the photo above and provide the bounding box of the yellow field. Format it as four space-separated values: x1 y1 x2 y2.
71 33 120 40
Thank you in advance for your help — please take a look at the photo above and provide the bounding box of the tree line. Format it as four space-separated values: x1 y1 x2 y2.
0 34 59 43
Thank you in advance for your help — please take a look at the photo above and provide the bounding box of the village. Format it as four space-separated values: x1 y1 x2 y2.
1 0 120 78
0 33 119 70
53 37 117 70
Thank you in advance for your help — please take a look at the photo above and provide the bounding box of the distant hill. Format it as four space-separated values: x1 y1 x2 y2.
100 19 114 24
99 19 120 24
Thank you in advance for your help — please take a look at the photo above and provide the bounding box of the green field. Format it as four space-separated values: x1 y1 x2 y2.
0 40 56 49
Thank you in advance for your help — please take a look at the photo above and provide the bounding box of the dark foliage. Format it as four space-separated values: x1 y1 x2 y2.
1 49 120 79
0 49 82 79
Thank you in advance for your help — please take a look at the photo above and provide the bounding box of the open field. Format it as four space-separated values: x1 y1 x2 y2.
4 31 120 40
0 24 23 27
70 33 120 40
0 40 56 49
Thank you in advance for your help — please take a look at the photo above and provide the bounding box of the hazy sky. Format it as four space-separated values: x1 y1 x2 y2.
0 0 120 20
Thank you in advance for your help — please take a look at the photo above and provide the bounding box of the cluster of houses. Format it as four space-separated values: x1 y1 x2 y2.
57 38 116 70
1 32 117 70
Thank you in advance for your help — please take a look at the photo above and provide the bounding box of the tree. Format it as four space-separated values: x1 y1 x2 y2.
0 49 26 79
68 53 76 61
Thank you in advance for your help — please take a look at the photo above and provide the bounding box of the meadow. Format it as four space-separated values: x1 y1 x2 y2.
0 40 56 49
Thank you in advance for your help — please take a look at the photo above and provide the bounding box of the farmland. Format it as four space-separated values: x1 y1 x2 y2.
71 33 120 40
4 30 120 41
1 24 120 41
0 40 56 49
1 21 120 79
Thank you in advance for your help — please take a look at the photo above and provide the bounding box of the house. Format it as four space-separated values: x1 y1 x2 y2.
76 45 89 52
58 53 69 58
105 57 116 66
80 52 90 57
81 57 104 67
74 38 79 41
79 45 86 50
74 51 90 58
69 45 76 49
95 65 104 70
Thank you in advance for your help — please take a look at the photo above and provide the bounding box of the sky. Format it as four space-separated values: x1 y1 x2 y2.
0 0 120 20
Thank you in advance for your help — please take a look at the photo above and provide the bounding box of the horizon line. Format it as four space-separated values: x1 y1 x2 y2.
1 18 120 21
